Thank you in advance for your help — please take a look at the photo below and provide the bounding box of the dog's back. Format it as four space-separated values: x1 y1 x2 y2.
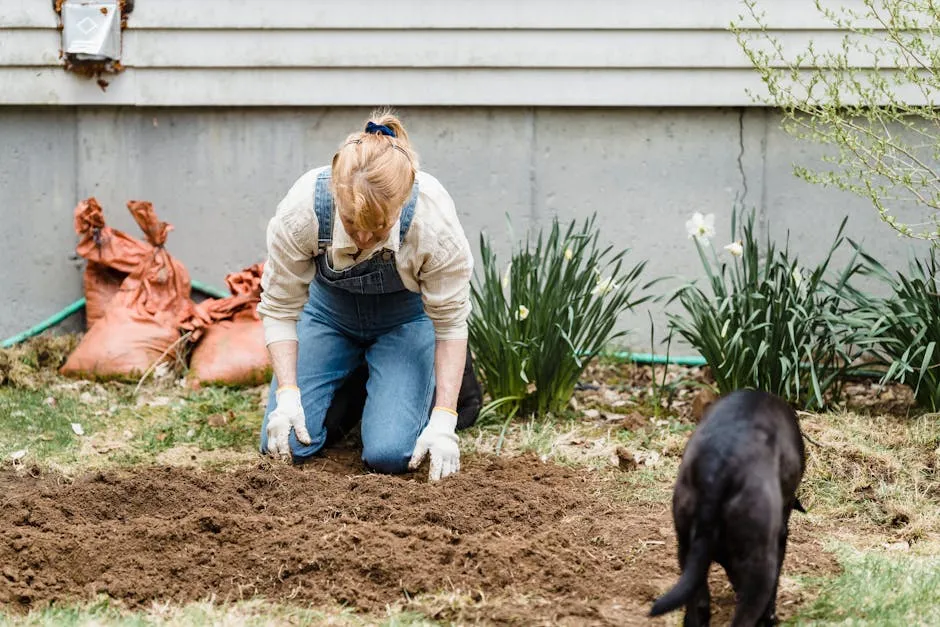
684 390 805 515
650 390 805 626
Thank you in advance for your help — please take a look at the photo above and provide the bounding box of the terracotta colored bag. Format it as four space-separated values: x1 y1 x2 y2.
73 198 154 329
61 202 194 381
186 263 271 388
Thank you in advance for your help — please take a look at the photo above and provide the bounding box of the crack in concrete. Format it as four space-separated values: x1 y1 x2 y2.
737 109 749 207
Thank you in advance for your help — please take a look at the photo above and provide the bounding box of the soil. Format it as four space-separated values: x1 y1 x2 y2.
0 451 838 626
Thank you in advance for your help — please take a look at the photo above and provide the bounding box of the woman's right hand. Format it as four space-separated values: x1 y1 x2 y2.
266 386 312 458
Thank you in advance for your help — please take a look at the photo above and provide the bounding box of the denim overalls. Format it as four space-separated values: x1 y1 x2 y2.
260 169 436 472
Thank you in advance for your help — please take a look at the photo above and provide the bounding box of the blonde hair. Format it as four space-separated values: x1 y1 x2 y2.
331 108 420 233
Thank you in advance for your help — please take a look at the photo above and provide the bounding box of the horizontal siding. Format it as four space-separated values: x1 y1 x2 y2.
0 30 62 66
0 0 897 106
124 30 773 69
3 0 877 30
0 3 57 29
0 67 773 106
2 29 898 70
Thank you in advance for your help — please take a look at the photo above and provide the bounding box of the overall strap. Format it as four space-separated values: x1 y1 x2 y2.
314 169 333 254
398 180 420 242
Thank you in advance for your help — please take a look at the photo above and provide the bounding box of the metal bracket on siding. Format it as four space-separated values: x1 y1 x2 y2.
53 0 134 89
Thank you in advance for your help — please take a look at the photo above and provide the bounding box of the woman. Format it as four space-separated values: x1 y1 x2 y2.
256 110 473 482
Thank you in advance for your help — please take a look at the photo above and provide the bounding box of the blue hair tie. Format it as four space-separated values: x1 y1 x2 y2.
365 121 397 137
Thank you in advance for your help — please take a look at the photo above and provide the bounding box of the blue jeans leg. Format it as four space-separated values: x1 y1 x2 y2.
360 316 436 474
259 314 363 463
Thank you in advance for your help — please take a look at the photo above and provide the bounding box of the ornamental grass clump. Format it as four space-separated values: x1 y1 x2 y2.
667 207 871 409
469 214 652 418
848 246 940 411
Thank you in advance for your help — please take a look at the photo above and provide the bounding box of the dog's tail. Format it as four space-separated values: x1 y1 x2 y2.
649 479 722 617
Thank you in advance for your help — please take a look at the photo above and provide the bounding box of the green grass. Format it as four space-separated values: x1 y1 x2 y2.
0 382 264 470
127 387 262 455
790 545 940 626
0 598 437 626
0 388 90 461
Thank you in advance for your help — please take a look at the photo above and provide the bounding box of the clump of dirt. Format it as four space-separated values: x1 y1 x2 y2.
0 334 81 389
615 446 638 471
0 452 837 625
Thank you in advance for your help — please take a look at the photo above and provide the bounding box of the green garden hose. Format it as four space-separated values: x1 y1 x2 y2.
604 352 707 366
1 286 708 366
1 298 88 349
0 288 886 380
0 280 230 349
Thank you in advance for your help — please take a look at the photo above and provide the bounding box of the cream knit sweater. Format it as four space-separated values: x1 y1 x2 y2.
257 166 474 345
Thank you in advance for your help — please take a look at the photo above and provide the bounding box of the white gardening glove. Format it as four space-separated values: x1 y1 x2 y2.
408 408 460 481
265 386 312 459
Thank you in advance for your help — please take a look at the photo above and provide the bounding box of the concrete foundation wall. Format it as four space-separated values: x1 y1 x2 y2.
0 106 928 350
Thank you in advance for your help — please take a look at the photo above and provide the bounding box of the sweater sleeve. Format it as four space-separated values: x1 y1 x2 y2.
257 168 323 345
408 173 474 341
419 233 474 340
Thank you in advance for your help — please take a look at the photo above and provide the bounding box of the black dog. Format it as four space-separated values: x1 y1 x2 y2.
650 389 806 626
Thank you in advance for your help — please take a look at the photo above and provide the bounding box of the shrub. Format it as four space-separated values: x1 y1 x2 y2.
468 214 652 417
666 208 869 409
848 246 940 411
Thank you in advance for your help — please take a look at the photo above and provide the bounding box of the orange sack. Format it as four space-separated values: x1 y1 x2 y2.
186 263 271 388
61 201 194 381
73 197 154 329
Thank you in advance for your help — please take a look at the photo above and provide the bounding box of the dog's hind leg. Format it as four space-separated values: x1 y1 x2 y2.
758 513 793 625
683 582 710 627
727 553 777 627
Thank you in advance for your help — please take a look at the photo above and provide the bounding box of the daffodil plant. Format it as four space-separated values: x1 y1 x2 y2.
667 207 872 409
469 214 652 417
845 245 940 411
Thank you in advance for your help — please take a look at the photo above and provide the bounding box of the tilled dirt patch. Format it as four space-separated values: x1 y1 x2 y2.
0 452 837 625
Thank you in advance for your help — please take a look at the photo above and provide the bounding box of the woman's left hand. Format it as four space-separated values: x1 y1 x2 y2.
409 408 460 481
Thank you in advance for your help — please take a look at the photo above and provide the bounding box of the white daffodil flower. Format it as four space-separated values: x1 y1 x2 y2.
591 276 619 297
724 241 744 257
685 212 716 243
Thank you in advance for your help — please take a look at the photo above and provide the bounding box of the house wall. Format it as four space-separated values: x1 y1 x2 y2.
0 1 926 346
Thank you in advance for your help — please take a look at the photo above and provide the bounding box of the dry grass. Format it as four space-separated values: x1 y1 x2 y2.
797 410 940 544
0 334 79 389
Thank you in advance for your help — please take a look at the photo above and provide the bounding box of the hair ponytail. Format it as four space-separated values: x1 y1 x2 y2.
369 108 410 145
331 109 420 233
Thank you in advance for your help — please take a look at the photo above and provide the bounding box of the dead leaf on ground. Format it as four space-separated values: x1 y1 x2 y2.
615 446 638 472
207 413 228 428
620 412 648 431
